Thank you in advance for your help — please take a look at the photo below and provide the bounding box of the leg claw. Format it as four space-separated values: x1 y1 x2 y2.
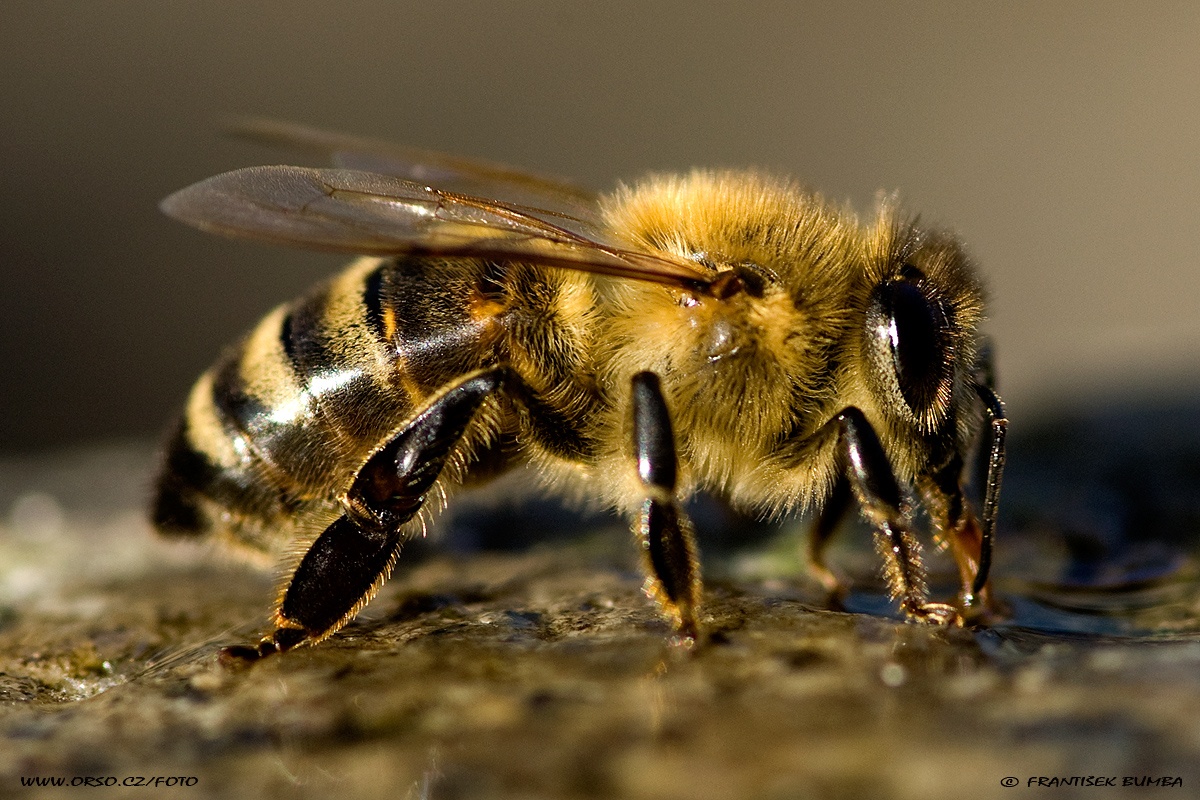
907 602 962 626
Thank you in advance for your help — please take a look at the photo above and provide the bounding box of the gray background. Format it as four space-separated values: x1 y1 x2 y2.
3 1 1198 454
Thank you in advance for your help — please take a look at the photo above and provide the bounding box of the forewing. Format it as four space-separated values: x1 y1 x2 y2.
229 118 602 229
161 166 711 286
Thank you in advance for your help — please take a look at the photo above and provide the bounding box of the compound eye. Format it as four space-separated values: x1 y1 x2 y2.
869 274 952 416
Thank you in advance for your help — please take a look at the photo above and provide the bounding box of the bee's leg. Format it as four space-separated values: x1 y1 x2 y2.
967 341 1007 605
836 407 959 625
630 372 702 643
970 339 998 495
808 473 852 601
920 453 989 614
924 340 1006 615
243 367 508 658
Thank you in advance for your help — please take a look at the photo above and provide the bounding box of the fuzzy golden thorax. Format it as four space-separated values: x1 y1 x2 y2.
596 171 862 493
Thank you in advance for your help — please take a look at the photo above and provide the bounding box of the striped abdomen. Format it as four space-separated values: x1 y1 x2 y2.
152 256 597 553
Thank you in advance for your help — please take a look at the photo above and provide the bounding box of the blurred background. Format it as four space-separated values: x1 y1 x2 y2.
2 1 1199 454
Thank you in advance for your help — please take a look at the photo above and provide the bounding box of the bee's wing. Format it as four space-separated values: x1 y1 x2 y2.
161 166 711 286
228 118 600 224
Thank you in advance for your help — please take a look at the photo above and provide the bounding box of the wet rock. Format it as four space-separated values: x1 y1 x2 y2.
2 421 1200 798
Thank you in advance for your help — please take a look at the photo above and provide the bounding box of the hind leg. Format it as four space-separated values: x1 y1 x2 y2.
231 366 510 659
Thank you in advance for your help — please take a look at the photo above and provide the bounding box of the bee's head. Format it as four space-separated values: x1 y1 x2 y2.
853 207 987 469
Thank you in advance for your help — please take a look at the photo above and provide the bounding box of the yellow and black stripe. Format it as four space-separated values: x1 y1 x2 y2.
152 256 599 554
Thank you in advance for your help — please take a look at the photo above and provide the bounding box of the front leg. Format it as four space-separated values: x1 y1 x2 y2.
237 366 509 659
921 344 1007 615
630 372 702 642
837 408 959 626
919 453 985 611
970 376 1007 603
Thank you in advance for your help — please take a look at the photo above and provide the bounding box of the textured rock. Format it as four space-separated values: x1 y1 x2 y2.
3 401 1200 799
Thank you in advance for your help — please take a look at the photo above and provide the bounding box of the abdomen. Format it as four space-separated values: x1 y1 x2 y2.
152 256 596 555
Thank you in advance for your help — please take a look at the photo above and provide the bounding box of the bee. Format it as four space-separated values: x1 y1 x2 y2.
153 120 1006 657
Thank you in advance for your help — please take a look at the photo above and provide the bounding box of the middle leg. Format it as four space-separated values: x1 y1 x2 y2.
629 371 702 642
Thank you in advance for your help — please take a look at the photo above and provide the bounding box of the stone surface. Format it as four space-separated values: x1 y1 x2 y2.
3 401 1200 799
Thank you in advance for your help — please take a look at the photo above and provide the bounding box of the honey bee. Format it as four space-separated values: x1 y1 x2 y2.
153 120 1006 657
